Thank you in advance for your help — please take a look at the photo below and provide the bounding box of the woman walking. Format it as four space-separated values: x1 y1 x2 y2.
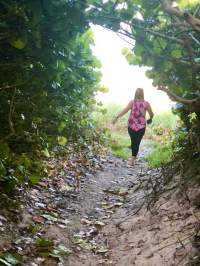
112 88 154 165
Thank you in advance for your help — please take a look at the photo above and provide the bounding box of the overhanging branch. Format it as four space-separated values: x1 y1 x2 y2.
0 82 25 91
162 0 200 32
162 0 183 18
130 22 184 44
158 85 200 110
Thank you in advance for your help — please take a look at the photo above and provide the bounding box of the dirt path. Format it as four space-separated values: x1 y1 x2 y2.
0 149 199 266
66 158 198 266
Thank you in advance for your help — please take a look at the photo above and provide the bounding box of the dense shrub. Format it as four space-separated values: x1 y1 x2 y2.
0 1 102 191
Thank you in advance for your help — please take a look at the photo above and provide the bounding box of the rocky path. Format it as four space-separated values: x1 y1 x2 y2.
0 150 199 266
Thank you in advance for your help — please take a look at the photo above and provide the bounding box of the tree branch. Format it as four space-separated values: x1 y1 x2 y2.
182 35 199 90
162 0 200 32
167 11 200 90
131 23 184 44
90 11 184 45
112 0 120 11
188 33 200 46
157 85 200 110
6 88 16 139
184 12 200 32
162 0 183 18
0 82 25 91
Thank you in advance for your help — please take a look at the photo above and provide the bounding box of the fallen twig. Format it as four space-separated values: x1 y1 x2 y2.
176 252 190 266
155 234 193 253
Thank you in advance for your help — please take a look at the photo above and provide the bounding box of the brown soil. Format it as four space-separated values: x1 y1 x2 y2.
65 158 199 266
0 149 199 266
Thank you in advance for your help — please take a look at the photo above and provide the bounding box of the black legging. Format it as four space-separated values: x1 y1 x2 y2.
128 127 145 157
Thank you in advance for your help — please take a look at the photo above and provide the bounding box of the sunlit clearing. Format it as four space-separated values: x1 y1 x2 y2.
92 25 173 114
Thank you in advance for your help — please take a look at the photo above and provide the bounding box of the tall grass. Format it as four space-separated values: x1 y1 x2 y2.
93 103 130 159
94 103 178 129
144 141 173 167
93 103 128 130
150 111 178 128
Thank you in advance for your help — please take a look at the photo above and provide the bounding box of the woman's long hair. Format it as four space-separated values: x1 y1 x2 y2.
134 88 144 100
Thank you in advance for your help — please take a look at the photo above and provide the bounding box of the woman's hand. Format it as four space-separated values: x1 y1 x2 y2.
147 118 152 124
112 101 132 125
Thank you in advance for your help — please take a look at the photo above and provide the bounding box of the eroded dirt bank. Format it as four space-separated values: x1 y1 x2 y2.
0 152 199 266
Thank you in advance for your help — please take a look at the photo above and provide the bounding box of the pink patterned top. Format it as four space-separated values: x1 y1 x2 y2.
128 100 149 131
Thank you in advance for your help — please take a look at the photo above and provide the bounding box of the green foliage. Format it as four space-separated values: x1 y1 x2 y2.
35 237 54 257
0 252 23 265
35 237 54 249
110 132 130 159
145 141 173 168
1 0 200 192
93 103 131 159
50 244 72 261
93 103 129 128
88 0 200 174
0 0 103 192
150 111 179 129
35 237 72 261
27 223 41 234
146 111 179 139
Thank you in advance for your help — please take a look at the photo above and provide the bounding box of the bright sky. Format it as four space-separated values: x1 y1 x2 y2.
92 25 173 112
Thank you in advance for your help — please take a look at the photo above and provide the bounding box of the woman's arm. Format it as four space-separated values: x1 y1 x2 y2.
146 103 154 124
112 101 132 125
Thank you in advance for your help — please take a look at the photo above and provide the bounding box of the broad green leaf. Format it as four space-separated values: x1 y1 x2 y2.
194 58 200 63
144 57 154 67
121 47 130 56
134 46 144 57
145 70 154 79
57 136 67 146
152 39 166 54
2 253 23 265
57 60 66 71
159 39 167 49
42 214 58 222
50 244 72 260
9 37 26 49
171 49 182 58
92 57 102 68
98 86 109 93
0 258 11 266
29 174 40 185
96 246 109 254
0 161 6 177
126 53 141 65
42 148 50 158
0 143 10 159
189 112 197 123
100 108 107 115
58 122 66 133
35 237 54 248
152 76 161 86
